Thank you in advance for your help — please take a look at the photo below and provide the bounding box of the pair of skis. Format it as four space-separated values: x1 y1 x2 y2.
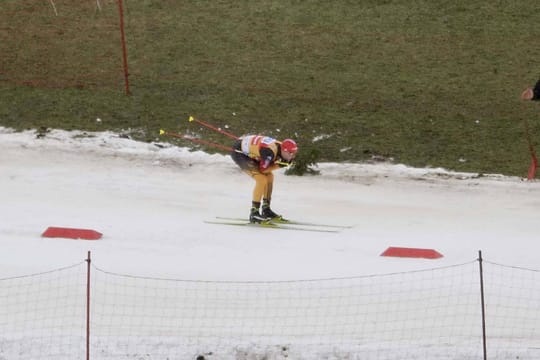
205 217 351 233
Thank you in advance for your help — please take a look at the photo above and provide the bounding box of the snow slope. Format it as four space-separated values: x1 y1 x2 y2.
1 127 538 280
2 127 540 360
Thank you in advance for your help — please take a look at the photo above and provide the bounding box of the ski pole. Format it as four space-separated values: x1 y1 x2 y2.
160 130 293 167
188 116 239 140
159 129 235 153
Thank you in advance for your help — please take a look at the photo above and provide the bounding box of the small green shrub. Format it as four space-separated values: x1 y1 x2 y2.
285 146 321 176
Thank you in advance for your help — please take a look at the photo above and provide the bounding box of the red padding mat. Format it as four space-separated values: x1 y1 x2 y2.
42 227 102 240
381 246 443 259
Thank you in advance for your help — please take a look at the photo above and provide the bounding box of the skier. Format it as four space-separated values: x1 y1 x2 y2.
231 135 298 223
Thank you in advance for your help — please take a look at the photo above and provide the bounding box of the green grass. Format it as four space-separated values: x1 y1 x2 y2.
2 0 540 176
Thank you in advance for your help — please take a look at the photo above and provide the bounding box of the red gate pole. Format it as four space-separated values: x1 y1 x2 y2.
86 251 92 360
524 118 538 180
117 0 130 95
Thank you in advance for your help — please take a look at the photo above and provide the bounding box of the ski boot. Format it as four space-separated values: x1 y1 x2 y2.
249 207 269 224
261 204 282 220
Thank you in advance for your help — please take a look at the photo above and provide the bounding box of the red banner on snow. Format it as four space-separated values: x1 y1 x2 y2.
380 246 443 259
42 227 102 240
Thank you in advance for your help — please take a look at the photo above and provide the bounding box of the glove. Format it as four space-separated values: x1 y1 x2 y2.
276 160 294 168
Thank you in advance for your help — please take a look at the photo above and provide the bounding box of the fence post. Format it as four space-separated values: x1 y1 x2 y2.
117 0 130 95
86 251 92 360
478 250 487 360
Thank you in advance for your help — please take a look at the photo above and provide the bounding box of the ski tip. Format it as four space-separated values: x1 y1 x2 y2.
188 116 195 122
159 129 165 135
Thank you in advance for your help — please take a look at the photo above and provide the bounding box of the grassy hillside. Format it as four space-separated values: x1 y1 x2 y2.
2 0 540 176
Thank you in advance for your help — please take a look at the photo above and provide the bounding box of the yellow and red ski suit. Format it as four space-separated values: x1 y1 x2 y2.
231 135 284 203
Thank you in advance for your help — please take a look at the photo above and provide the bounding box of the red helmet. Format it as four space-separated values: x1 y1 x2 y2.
281 139 298 154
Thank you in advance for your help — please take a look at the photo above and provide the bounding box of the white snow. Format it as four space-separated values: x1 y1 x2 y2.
1 127 538 279
1 127 539 359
